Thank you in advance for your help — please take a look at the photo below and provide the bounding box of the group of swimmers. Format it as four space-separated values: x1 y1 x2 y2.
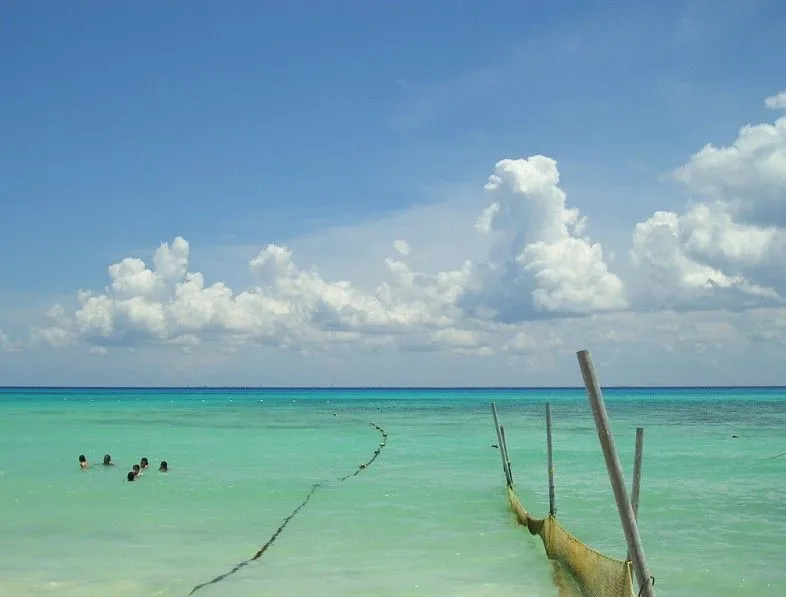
78 453 168 481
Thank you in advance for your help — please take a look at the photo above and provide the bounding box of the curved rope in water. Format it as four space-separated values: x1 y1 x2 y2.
187 417 388 595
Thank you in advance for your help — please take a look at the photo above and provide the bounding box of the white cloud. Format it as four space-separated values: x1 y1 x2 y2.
630 208 781 310
15 91 786 384
765 92 786 111
33 236 477 355
31 155 630 355
670 102 786 227
392 240 411 256
11 304 786 387
462 156 627 321
630 92 786 310
503 330 563 355
401 327 493 356
0 328 22 353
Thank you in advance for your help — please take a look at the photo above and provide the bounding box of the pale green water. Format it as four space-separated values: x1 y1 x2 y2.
0 388 784 596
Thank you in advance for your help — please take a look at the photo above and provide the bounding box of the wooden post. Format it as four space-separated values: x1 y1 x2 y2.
631 427 644 519
500 425 513 486
491 403 512 487
576 350 655 597
546 403 556 516
627 427 645 562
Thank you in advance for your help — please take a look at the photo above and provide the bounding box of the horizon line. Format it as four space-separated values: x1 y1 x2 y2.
1 385 785 391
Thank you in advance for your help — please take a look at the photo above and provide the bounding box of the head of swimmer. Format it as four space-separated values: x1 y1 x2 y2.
103 454 113 466
140 457 149 469
159 460 168 472
78 454 88 469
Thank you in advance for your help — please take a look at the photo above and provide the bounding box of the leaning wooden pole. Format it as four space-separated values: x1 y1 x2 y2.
491 403 512 487
576 350 655 597
545 403 556 516
500 425 514 486
627 427 645 562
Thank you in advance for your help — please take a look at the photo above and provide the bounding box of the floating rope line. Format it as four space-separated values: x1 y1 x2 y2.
187 417 388 595
187 483 322 595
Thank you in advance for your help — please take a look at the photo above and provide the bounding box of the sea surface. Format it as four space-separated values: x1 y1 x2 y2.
0 387 784 597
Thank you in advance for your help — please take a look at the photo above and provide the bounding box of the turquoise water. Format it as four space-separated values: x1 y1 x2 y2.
0 387 784 597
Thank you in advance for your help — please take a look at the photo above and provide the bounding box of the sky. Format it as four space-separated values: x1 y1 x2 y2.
2 0 786 387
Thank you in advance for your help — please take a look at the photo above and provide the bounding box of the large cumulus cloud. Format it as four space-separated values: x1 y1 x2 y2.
630 91 786 310
461 155 626 321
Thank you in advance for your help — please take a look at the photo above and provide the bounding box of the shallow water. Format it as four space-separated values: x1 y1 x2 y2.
0 387 784 596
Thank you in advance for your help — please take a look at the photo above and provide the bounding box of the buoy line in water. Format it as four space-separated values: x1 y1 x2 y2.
187 416 389 595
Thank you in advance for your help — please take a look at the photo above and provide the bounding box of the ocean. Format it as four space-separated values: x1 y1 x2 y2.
0 387 783 597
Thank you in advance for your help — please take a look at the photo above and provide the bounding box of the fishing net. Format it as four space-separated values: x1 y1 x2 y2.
507 487 634 597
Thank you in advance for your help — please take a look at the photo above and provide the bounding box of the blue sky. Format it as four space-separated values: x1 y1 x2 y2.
2 1 786 386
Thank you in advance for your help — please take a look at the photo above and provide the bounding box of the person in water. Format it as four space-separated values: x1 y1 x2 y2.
103 454 114 466
158 460 168 472
126 471 135 482
78 455 88 470
140 457 149 469
132 464 142 477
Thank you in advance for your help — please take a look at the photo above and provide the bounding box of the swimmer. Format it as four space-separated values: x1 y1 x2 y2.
103 454 114 466
158 460 168 472
78 455 88 470
132 464 142 477
127 471 135 482
140 457 149 469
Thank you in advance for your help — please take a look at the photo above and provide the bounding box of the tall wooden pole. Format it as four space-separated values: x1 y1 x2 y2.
491 402 511 487
546 403 556 516
627 427 645 562
500 425 514 486
576 350 655 597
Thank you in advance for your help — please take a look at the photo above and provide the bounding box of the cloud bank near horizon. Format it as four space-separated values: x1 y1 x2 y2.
3 92 786 382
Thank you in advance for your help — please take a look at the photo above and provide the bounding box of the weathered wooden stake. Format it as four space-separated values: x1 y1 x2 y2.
491 402 512 487
500 425 513 486
577 350 655 597
545 403 556 516
627 427 645 562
